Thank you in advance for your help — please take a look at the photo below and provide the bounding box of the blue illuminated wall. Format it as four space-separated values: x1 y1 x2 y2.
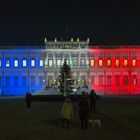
0 47 45 96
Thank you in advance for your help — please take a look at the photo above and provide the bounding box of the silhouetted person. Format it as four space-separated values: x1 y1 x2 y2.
78 91 90 129
61 96 73 129
25 92 32 108
89 89 96 113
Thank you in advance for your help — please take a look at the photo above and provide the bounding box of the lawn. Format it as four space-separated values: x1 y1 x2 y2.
0 96 140 140
97 96 140 134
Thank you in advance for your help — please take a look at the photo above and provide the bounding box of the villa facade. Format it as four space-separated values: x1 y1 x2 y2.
0 39 140 95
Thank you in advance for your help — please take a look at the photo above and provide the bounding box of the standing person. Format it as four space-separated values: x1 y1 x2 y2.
78 91 90 129
61 96 73 129
25 92 32 108
89 89 96 113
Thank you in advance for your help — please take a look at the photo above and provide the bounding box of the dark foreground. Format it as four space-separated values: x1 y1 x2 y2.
0 96 140 140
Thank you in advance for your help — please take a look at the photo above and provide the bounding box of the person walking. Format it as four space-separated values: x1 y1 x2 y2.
78 91 90 129
61 96 73 129
89 89 96 113
25 92 32 108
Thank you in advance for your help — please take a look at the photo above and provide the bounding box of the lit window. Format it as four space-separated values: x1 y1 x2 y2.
39 60 43 67
115 59 119 66
74 59 77 66
66 59 69 65
48 59 53 67
81 59 85 65
23 60 27 67
124 59 128 66
0 60 1 67
98 60 103 66
90 60 95 66
14 60 18 67
31 60 35 67
6 60 10 67
57 60 61 66
81 79 86 87
132 59 136 66
107 60 111 66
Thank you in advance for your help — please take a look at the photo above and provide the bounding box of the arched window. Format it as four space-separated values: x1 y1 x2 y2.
132 75 137 85
39 76 43 86
99 75 103 86
22 76 27 87
14 76 19 87
107 75 111 86
0 76 2 88
115 75 120 86
31 76 35 86
123 75 128 85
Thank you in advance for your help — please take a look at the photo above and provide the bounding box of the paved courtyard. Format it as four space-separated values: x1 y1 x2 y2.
0 96 140 140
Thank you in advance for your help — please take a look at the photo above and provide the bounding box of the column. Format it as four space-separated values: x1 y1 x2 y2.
78 52 81 68
85 52 89 68
69 52 73 67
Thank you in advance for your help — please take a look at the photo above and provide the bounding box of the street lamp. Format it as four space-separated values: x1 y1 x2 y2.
64 72 67 96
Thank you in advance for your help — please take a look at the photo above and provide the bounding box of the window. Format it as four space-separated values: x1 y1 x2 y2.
65 59 69 65
81 59 85 66
0 60 1 67
98 59 103 67
48 79 53 87
73 59 77 66
123 75 128 85
99 75 103 86
6 60 10 67
39 60 43 67
22 76 27 87
132 59 136 66
48 59 53 67
23 60 27 67
81 79 86 87
14 60 18 67
0 76 2 88
124 59 128 66
107 60 111 66
39 76 43 86
31 60 35 67
57 59 61 66
115 75 120 86
90 60 95 66
132 75 137 85
14 76 19 87
115 59 119 66
31 76 35 86
5 76 10 87
107 75 111 85
91 75 95 85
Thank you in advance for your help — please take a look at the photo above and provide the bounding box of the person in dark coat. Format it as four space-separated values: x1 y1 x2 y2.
78 91 90 129
89 89 96 113
25 92 32 108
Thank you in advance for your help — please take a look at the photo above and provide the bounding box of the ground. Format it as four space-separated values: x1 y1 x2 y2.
0 96 140 140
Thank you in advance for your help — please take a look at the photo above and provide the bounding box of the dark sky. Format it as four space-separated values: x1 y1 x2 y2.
0 0 140 45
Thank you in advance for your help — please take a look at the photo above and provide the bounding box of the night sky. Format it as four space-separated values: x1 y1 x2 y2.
0 0 140 45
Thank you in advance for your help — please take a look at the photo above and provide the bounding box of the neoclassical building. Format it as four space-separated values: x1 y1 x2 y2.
0 39 140 96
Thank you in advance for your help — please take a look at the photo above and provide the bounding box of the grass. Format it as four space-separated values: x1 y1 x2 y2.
0 96 140 140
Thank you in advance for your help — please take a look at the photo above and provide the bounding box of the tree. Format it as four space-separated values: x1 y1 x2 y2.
59 59 72 96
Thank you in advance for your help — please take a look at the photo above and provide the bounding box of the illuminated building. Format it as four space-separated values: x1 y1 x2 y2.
0 39 140 95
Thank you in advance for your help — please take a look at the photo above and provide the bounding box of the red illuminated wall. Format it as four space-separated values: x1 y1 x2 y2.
89 46 140 95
